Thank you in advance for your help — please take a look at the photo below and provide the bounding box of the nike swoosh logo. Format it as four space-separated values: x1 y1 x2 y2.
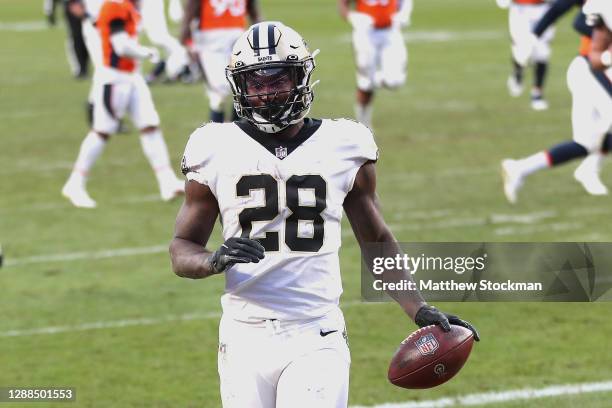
320 330 338 337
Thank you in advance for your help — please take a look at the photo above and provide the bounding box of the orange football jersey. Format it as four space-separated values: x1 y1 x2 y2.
98 0 140 72
356 0 398 29
579 35 592 57
199 0 247 31
513 0 546 4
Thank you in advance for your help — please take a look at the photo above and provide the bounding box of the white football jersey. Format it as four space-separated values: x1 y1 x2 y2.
182 118 378 321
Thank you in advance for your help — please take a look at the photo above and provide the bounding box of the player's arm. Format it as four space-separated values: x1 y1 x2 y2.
108 15 159 61
247 0 262 24
338 0 351 20
169 181 264 279
533 0 580 37
588 23 612 71
180 0 200 45
343 162 480 340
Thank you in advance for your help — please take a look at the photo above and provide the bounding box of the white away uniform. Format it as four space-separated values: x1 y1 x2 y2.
509 0 556 64
350 0 411 91
182 118 379 408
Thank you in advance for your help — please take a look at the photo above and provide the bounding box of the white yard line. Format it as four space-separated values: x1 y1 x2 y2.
494 222 583 236
489 210 557 224
350 381 612 408
0 300 367 338
3 244 169 267
0 21 48 31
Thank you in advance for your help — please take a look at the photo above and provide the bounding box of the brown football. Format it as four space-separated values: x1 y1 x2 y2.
388 324 474 389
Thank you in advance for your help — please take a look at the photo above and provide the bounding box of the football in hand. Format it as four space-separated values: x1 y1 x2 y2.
388 324 474 389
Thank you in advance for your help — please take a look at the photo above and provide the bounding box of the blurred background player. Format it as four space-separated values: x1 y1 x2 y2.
181 0 261 123
62 0 184 208
501 0 612 203
338 0 412 129
45 0 91 78
497 0 555 110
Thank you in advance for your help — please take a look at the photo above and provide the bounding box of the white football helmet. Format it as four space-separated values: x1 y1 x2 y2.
226 22 318 133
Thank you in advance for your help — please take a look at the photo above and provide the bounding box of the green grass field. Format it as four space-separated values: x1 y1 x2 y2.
1 0 612 407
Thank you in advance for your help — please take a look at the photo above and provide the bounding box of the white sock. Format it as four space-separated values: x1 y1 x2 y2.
577 152 604 175
139 128 176 186
67 131 107 188
355 103 373 128
517 151 550 177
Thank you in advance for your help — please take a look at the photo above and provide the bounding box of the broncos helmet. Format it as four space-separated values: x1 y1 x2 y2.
226 22 318 133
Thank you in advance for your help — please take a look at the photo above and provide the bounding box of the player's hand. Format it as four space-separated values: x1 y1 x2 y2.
392 13 410 29
414 305 480 341
496 0 511 9
146 47 161 64
209 237 265 274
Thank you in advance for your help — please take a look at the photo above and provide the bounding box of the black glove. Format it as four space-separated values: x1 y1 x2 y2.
414 305 480 342
209 237 265 274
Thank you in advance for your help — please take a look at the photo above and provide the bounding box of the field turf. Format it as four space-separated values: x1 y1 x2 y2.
1 0 612 406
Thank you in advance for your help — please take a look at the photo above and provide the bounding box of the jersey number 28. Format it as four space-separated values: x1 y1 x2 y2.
236 174 326 252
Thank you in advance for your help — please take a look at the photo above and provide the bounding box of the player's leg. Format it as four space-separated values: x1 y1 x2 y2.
508 4 527 97
569 59 612 194
130 75 184 201
380 28 407 90
353 29 377 128
63 1 88 78
217 317 277 408
530 5 555 111
501 58 610 202
276 341 350 408
198 49 230 122
82 19 102 127
62 81 129 207
501 140 589 204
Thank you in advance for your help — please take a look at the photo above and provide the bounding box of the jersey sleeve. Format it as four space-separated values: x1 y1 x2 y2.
347 119 379 164
336 119 379 194
181 123 219 186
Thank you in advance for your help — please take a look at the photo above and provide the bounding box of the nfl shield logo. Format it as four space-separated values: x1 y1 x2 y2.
275 146 288 159
415 333 439 356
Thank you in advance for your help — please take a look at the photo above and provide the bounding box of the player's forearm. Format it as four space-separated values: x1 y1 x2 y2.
180 0 198 44
338 0 350 19
110 32 154 59
588 28 612 71
533 0 576 37
169 238 216 279
247 0 261 24
355 225 427 320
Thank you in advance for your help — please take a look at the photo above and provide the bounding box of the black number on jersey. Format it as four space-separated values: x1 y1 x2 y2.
236 174 279 251
236 174 326 252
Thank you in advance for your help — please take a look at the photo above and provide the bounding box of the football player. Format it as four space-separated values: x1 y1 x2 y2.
497 0 556 110
501 0 612 203
62 0 184 208
69 0 189 125
59 0 91 78
338 0 412 128
170 22 479 408
180 0 261 123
